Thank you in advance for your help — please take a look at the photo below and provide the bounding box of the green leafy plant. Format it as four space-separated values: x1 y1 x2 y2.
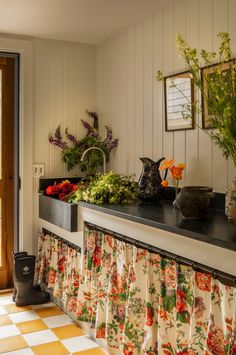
70 172 138 205
49 110 118 175
157 32 236 166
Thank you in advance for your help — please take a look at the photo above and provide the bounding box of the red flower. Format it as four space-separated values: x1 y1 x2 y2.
96 325 106 338
93 246 101 267
45 180 78 200
177 289 185 298
129 266 136 283
145 305 154 326
195 272 211 292
58 256 66 273
123 342 134 355
207 327 225 354
67 296 77 313
46 186 54 195
176 289 187 314
231 345 236 353
176 300 187 313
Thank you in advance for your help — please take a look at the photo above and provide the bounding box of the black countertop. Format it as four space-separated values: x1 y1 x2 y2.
78 200 236 252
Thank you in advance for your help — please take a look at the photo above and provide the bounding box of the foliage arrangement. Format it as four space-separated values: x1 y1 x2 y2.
45 180 79 201
70 171 138 205
49 110 118 175
157 32 236 166
160 159 185 194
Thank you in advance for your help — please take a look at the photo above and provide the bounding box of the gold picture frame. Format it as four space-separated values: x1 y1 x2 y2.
201 59 235 129
164 71 195 131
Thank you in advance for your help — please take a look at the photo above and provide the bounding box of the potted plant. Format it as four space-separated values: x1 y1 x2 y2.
157 32 236 217
49 110 118 176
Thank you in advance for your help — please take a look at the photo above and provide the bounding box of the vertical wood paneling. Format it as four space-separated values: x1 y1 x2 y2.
50 42 64 177
94 0 236 192
197 0 214 187
135 22 144 177
185 0 199 185
116 33 129 174
143 17 153 158
173 0 186 185
64 44 77 177
162 2 174 160
35 40 50 176
127 27 136 174
34 39 95 177
152 11 163 160
212 0 228 191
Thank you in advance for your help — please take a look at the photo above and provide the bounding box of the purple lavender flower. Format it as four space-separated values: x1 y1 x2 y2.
81 119 99 138
86 110 99 130
104 126 113 142
55 125 62 140
106 138 119 152
48 136 68 149
103 126 118 152
65 128 80 146
49 125 68 150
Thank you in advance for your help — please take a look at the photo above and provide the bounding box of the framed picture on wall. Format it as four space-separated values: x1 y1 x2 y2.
164 71 195 131
201 59 235 129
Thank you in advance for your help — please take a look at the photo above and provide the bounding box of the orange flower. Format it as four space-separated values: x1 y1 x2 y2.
170 166 183 180
177 162 185 170
160 159 175 170
161 180 169 187
195 272 211 292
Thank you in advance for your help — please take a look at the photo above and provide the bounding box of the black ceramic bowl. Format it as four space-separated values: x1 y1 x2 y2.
175 186 214 219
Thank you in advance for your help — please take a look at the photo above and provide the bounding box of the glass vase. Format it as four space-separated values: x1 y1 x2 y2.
173 187 179 208
225 177 236 220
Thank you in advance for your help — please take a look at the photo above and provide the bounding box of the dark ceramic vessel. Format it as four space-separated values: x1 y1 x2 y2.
138 157 167 202
175 186 214 219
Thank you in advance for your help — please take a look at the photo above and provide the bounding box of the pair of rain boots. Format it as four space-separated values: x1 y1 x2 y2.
13 252 50 307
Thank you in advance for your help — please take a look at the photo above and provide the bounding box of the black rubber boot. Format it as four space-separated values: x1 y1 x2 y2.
14 255 50 307
12 252 41 302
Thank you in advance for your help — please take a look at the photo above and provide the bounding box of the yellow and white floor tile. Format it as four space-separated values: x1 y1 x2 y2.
0 293 107 355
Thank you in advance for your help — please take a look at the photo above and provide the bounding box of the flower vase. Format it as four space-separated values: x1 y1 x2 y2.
173 187 179 208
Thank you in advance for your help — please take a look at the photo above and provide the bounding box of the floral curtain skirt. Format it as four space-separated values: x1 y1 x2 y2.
36 227 236 355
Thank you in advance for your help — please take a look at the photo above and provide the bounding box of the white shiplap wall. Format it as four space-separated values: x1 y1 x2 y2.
33 38 95 252
34 38 96 177
95 0 236 192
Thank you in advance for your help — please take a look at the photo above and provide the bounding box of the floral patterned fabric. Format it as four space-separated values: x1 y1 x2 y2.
35 233 81 311
36 227 236 355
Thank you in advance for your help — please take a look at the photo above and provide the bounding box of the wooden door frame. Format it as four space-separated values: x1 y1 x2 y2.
0 53 20 289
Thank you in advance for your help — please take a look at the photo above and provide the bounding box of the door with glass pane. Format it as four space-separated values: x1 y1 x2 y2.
0 57 14 289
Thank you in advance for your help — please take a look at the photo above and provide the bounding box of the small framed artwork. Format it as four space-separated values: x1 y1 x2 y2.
164 71 195 131
201 59 235 129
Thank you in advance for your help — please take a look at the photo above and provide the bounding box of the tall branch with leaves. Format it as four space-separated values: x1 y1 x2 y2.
157 32 236 167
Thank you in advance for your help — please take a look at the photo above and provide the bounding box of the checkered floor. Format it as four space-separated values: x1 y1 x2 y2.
0 293 107 355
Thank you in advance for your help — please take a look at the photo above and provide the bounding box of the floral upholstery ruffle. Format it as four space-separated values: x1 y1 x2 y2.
36 227 236 355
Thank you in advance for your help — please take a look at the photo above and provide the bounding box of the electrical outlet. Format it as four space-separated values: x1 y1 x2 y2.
33 163 45 177
33 164 39 177
38 164 45 177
